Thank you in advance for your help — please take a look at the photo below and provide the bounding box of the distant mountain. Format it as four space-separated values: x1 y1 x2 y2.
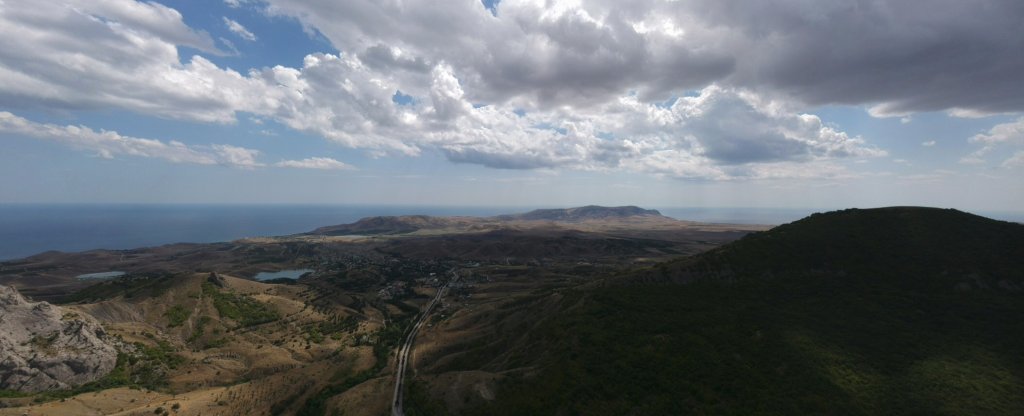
309 206 666 236
640 206 1024 285
497 205 663 222
309 215 469 236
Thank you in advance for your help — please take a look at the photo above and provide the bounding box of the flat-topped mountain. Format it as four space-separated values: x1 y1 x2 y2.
496 205 663 221
309 205 667 236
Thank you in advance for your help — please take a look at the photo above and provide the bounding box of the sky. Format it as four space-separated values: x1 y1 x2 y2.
0 0 1022 211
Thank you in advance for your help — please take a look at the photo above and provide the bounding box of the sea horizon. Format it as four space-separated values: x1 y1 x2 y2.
1 203 1021 261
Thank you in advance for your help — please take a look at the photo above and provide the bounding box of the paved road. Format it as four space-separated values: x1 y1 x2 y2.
392 275 452 416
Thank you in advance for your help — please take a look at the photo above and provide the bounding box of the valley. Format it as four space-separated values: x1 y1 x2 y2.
1 206 1022 415
0 206 762 415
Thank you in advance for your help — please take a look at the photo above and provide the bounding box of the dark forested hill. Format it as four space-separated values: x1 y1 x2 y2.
459 207 1024 416
641 206 1024 284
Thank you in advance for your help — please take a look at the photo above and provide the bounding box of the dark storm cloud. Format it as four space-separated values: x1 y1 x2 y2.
360 44 432 73
0 0 983 180
695 0 1024 115
263 0 1024 114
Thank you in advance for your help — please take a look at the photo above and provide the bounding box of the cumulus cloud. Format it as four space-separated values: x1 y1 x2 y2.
223 17 257 41
66 0 222 53
211 144 263 168
965 117 1024 167
0 0 890 180
970 117 1024 146
0 0 265 123
959 150 988 165
1002 151 1024 168
922 141 937 147
262 0 1024 114
697 0 1024 116
275 157 355 170
219 37 240 55
261 0 733 107
0 111 364 171
0 112 262 168
252 53 423 155
416 83 885 178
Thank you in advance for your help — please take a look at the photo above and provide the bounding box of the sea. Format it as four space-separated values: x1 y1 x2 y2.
1 204 1021 261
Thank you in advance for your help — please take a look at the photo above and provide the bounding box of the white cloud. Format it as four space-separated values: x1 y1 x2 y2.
252 53 422 155
275 157 355 170
0 112 262 168
63 0 222 53
414 83 885 178
970 117 1024 146
223 17 257 41
219 37 240 55
1003 150 1024 167
211 144 263 168
0 0 889 181
922 140 936 147
224 0 242 8
262 0 1024 115
1002 151 1024 168
959 152 988 165
963 117 1024 167
0 0 265 123
0 111 363 171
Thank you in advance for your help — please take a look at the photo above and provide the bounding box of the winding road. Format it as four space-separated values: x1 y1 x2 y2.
392 274 453 416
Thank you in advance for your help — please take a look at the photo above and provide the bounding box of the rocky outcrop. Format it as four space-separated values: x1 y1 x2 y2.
0 285 119 392
207 271 226 288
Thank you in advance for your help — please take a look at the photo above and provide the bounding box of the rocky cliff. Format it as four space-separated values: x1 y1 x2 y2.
0 285 119 392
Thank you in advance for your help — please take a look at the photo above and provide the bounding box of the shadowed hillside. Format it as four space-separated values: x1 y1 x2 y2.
5 207 1021 415
639 207 1024 285
459 207 1024 416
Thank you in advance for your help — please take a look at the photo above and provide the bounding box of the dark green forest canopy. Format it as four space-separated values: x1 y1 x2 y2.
464 208 1024 415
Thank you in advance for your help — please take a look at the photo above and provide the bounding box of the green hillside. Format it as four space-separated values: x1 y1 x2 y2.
463 207 1024 415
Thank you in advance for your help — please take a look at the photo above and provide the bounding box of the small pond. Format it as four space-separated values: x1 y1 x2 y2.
253 269 313 281
76 271 126 279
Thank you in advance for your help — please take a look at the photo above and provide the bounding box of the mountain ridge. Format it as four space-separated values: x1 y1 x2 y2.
309 205 667 236
465 206 1024 415
495 205 663 222
638 206 1024 285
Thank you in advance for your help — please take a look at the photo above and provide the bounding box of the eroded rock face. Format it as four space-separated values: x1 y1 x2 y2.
0 285 119 392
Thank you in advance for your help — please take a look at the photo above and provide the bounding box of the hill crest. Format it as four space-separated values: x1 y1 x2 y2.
309 205 665 236
497 205 663 222
640 206 1024 285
